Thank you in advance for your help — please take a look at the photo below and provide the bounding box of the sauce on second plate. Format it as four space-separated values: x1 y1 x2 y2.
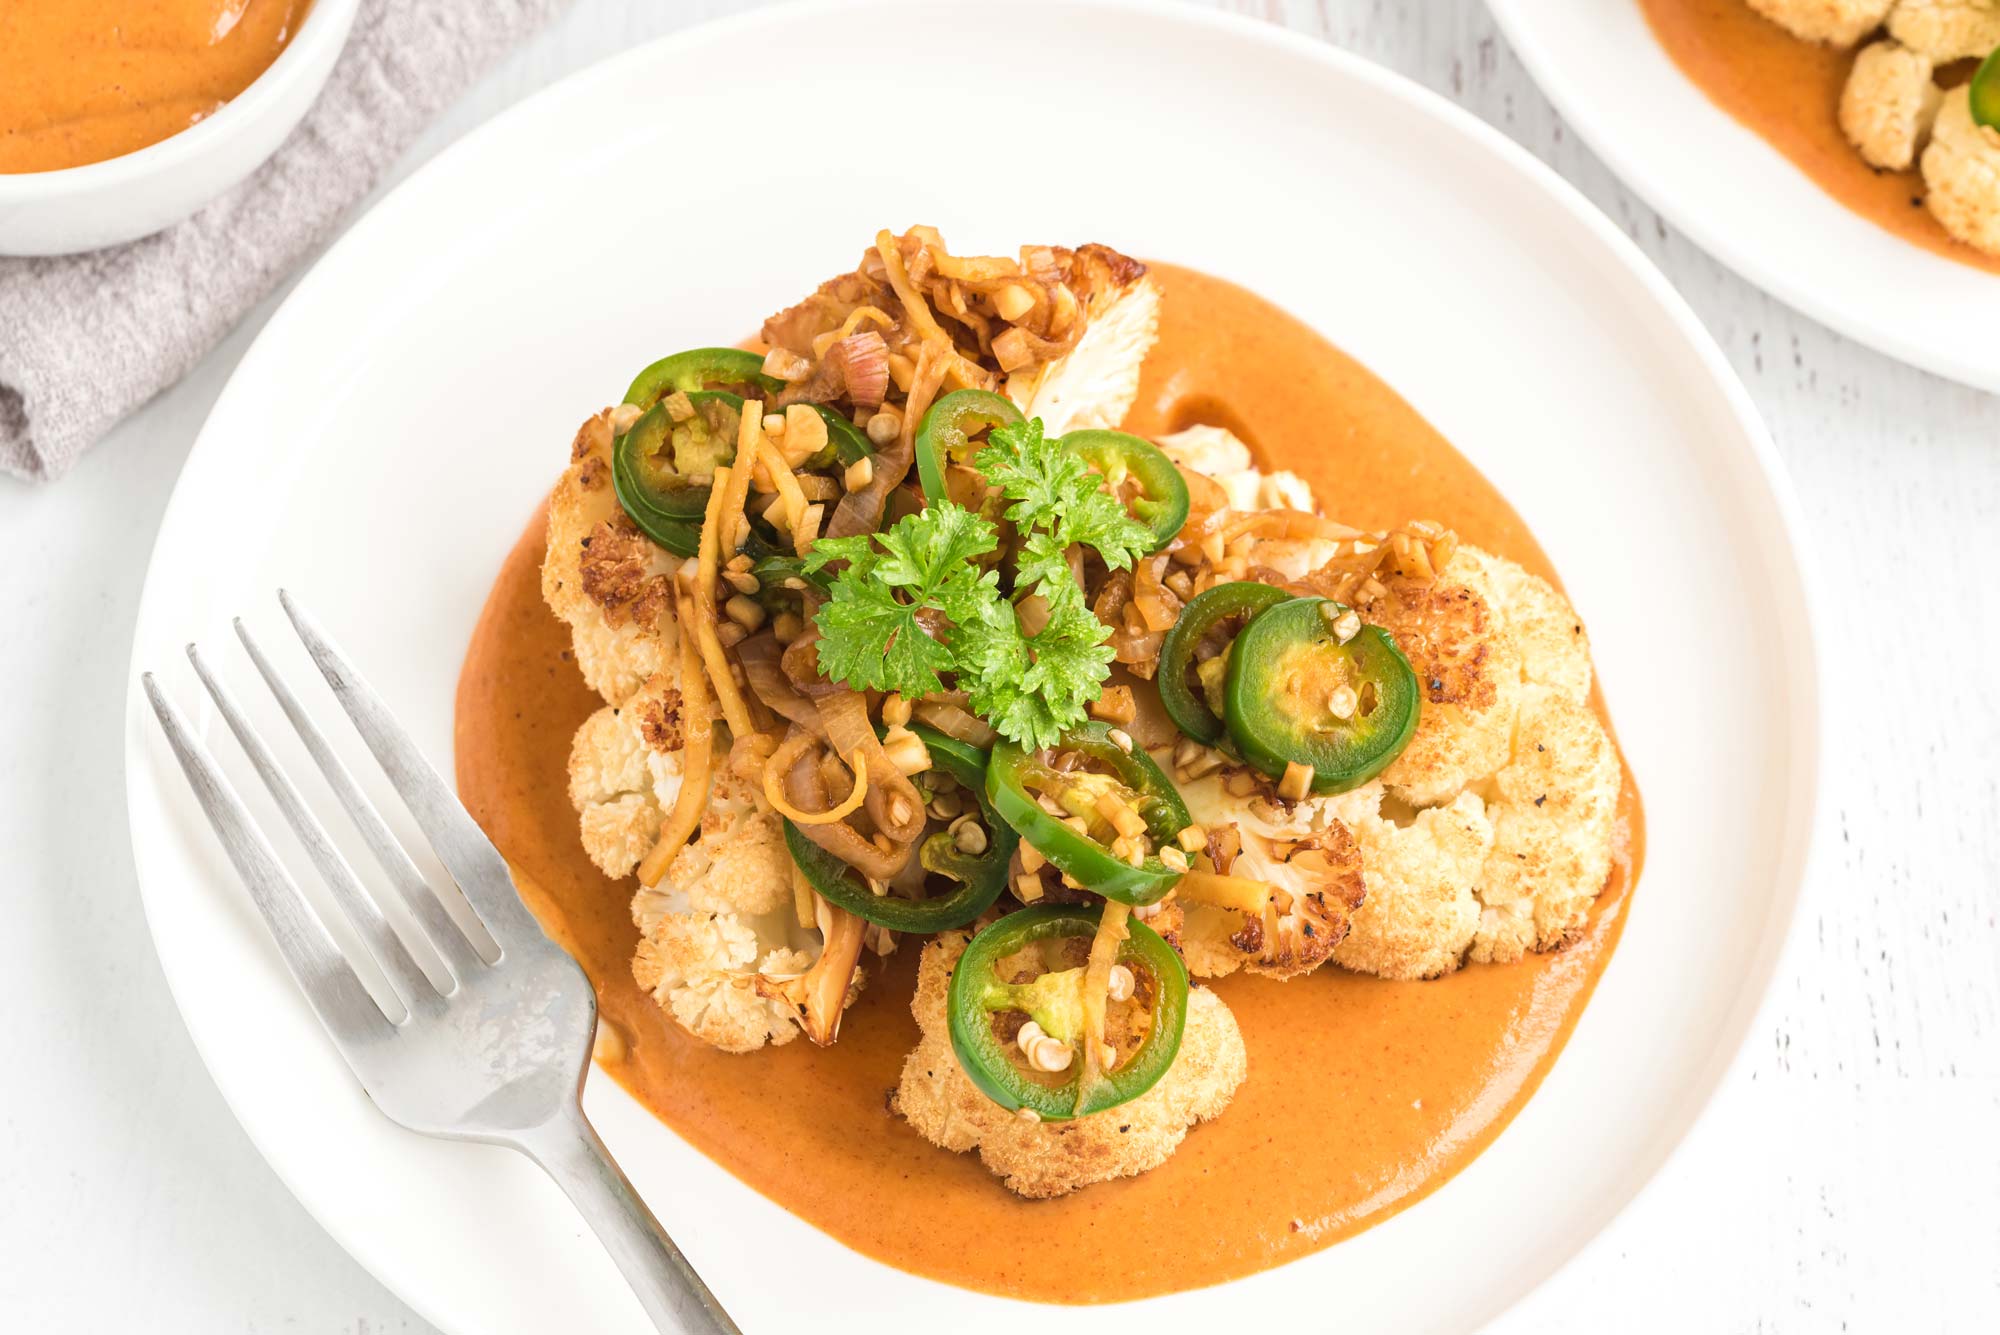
0 1 313 174
1637 0 2000 274
454 264 1644 1303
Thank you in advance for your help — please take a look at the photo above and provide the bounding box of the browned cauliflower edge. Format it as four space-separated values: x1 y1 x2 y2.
891 933 1247 1198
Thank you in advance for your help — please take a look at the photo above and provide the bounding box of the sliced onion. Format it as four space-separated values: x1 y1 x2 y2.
762 730 867 825
637 586 717 887
738 635 825 732
832 331 889 409
754 893 866 1046
1132 554 1179 632
911 700 998 747
783 742 911 882
1220 510 1362 545
816 689 926 847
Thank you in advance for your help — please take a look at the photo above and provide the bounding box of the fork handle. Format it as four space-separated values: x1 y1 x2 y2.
521 1105 741 1334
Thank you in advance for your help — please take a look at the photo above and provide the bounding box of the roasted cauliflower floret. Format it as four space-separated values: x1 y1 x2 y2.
1468 686 1620 965
568 671 686 879
1020 272 1161 436
1922 84 2000 256
623 754 824 1052
1371 554 1522 809
1174 773 1367 979
543 406 678 707
1328 786 1496 981
1886 0 2000 60
1747 0 1893 46
568 665 853 1053
630 899 811 1053
891 933 1247 1198
1160 525 1616 979
1359 546 1612 973
1840 40 1943 169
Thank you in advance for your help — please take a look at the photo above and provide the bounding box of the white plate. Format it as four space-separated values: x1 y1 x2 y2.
1488 0 2000 392
123 2 1823 1331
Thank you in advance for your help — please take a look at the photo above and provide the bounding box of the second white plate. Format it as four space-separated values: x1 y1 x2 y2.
1490 0 2000 392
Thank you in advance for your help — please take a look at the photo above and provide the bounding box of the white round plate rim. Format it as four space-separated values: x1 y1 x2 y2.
122 2 1824 1331
1486 0 2000 393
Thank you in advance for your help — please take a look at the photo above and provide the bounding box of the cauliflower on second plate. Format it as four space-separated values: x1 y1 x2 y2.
1747 0 1894 46
891 932 1248 1199
1886 0 2000 60
1840 39 1944 170
1922 84 2000 256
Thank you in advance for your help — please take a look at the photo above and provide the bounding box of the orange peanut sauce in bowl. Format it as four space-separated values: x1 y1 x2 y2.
0 0 314 174
453 264 1644 1303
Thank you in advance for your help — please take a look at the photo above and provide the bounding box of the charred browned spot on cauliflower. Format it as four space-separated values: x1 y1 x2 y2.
1372 554 1521 809
1887 0 2000 60
1334 546 1616 977
1371 572 1498 709
543 406 677 706
1175 776 1367 980
1747 0 1894 47
1840 40 1944 169
1922 84 2000 256
891 933 1247 1199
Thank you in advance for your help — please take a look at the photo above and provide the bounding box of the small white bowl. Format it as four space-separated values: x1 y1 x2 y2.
0 0 359 256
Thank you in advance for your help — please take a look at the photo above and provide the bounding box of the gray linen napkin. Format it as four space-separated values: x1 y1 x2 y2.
0 0 571 482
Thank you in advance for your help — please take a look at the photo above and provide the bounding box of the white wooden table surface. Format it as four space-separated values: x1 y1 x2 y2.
2 1 1995 1330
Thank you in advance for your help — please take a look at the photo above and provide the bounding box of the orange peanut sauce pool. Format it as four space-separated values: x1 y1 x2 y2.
454 264 1644 1304
0 1 313 173
1636 0 2000 274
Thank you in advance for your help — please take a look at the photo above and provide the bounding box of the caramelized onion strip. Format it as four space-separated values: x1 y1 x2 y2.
911 699 998 748
637 588 717 887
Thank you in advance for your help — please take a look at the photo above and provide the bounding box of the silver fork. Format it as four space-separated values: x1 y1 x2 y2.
142 590 737 1335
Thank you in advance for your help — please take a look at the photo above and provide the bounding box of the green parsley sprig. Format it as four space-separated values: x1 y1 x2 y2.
804 417 1155 749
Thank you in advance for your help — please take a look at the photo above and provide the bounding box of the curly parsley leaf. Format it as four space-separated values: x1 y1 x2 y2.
977 419 1154 572
809 502 999 697
811 416 1146 747
814 577 955 696
966 587 1119 750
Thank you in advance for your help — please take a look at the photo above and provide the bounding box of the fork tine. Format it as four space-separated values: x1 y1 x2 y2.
143 673 398 1045
188 643 437 1013
276 591 547 951
235 620 496 977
